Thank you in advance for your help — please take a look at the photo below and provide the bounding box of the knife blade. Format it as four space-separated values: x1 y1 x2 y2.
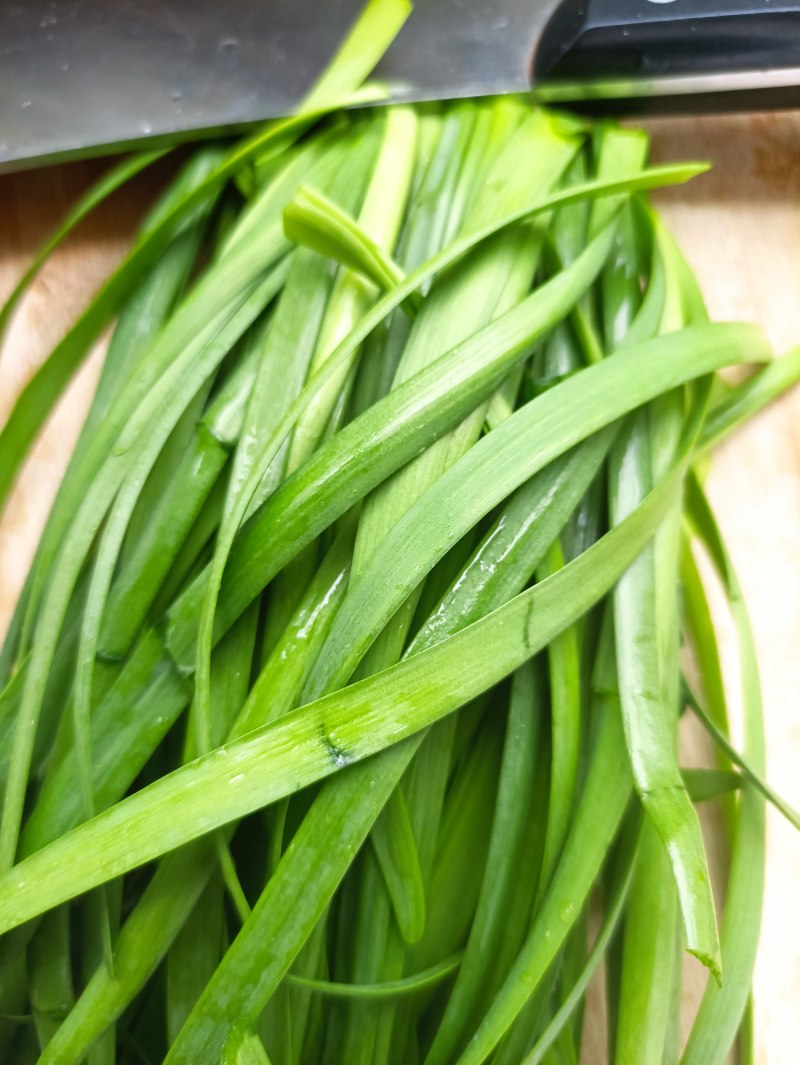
1 0 799 172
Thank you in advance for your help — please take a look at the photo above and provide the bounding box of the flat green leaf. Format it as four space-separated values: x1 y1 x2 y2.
685 685 799 830
28 907 74 1051
167 876 225 1046
0 462 682 938
221 1026 273 1065
680 473 766 1065
0 0 408 511
535 540 582 894
523 816 641 1065
305 321 767 699
412 436 611 649
165 223 619 671
371 788 426 943
329 116 578 1031
0 149 169 346
697 344 800 457
614 822 679 1064
681 768 742 804
286 953 462 1000
424 662 539 1065
456 646 634 1065
1 146 222 689
0 258 289 869
606 195 721 980
193 117 390 757
33 535 352 1065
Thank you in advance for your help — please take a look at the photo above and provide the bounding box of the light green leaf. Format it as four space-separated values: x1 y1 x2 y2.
0 461 682 936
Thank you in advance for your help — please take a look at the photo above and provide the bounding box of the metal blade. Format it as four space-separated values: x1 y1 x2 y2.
0 0 563 172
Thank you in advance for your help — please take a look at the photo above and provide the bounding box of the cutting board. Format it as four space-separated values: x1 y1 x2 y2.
1 112 799 1064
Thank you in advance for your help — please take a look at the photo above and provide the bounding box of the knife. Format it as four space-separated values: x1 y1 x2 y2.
2 0 799 172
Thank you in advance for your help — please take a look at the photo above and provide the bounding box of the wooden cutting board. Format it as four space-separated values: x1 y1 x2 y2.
1 112 799 1063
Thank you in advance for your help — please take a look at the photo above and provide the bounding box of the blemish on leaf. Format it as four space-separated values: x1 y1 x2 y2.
319 725 354 769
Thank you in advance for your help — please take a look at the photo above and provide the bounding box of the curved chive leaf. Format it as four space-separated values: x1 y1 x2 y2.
0 462 683 936
680 473 766 1065
285 953 462 1000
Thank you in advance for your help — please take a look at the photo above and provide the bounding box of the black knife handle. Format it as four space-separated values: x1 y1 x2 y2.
535 0 800 110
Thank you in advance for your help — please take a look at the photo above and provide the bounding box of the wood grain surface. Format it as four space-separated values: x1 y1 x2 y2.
1 112 799 1063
